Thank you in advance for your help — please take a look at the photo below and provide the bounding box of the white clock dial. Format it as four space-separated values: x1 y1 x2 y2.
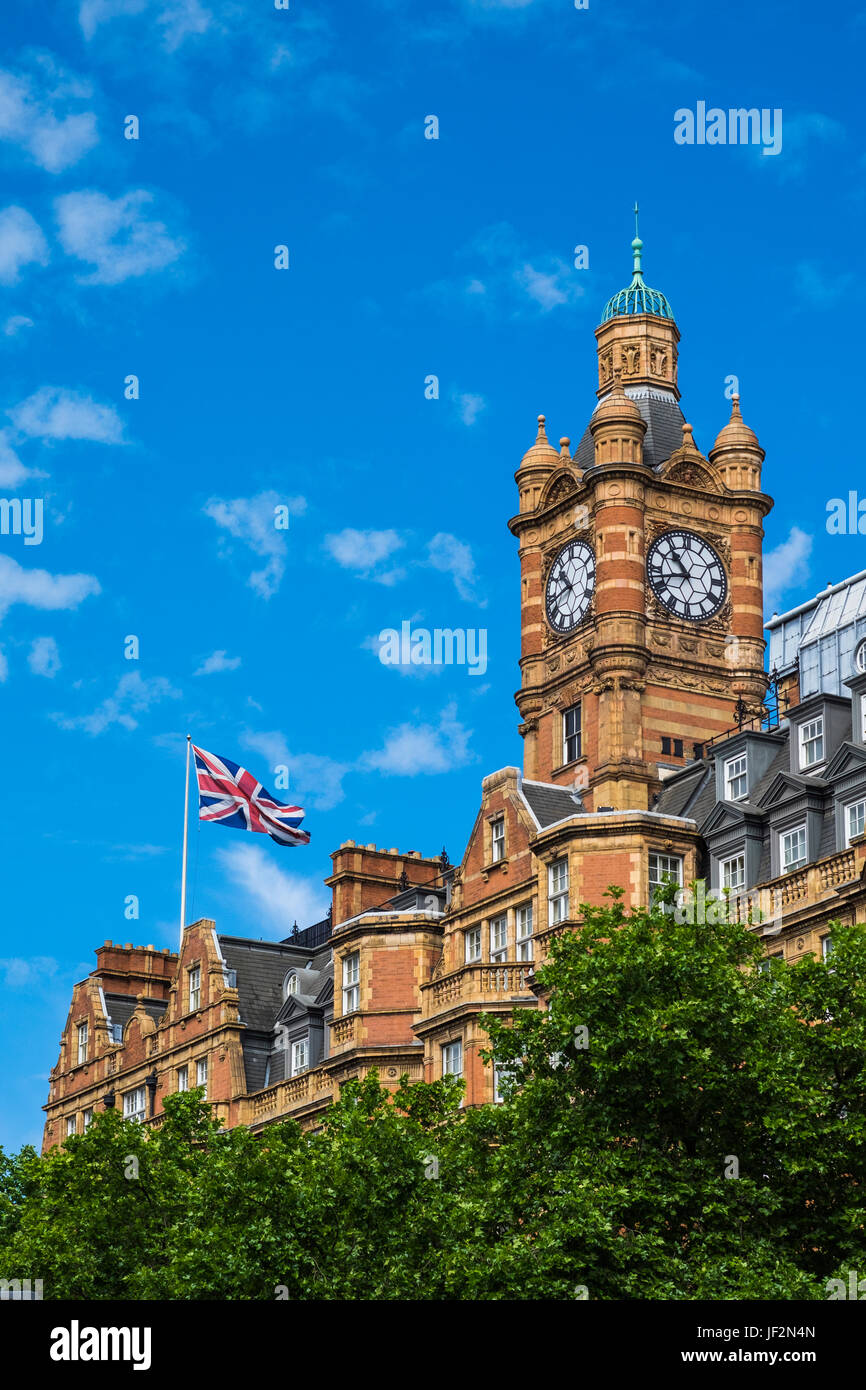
646 529 727 621
545 541 595 634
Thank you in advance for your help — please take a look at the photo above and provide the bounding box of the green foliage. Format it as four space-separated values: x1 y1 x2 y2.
1 893 864 1299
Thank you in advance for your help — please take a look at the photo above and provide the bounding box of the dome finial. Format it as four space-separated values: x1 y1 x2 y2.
631 200 643 276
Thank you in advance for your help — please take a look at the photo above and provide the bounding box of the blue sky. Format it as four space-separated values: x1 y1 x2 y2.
1 0 863 1150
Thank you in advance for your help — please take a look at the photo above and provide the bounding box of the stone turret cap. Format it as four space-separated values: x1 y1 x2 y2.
710 393 764 458
519 414 560 467
590 370 646 433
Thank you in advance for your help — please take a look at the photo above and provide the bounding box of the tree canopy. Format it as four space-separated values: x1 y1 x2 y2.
2 889 864 1299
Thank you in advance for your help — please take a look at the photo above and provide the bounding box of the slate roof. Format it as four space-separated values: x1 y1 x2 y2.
103 992 167 1031
218 935 332 1093
573 390 686 472
653 761 709 820
521 779 586 828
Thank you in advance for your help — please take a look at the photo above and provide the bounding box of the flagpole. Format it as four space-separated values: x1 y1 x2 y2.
179 734 191 952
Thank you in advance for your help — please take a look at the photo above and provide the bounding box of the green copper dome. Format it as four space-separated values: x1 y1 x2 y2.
601 209 675 323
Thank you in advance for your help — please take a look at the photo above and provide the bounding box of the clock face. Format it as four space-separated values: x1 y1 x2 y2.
545 541 596 634
646 529 727 621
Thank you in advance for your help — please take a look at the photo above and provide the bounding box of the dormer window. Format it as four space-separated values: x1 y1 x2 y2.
799 717 824 769
724 753 748 801
845 799 866 847
780 825 807 874
291 1037 309 1076
284 973 299 999
720 854 745 892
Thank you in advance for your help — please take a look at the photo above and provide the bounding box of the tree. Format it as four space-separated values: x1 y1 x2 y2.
2 889 863 1299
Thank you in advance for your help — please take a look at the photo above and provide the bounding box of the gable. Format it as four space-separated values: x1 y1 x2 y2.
823 740 866 782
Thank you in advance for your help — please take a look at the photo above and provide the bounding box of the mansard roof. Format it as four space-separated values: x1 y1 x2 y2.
520 778 586 828
573 389 686 472
653 761 710 819
218 935 331 1034
700 799 765 836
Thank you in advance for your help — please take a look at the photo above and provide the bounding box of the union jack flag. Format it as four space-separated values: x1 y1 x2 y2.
192 744 310 847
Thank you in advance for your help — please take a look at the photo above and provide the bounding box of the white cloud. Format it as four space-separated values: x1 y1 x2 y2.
54 669 180 735
0 206 49 285
454 391 485 426
240 728 350 812
203 490 304 598
360 702 474 776
426 532 485 604
425 222 586 320
0 646 7 681
0 956 59 988
79 0 150 41
764 526 813 616
28 635 61 678
79 0 214 48
194 648 241 676
324 527 405 585
55 189 185 285
3 314 34 336
215 841 329 939
8 386 124 443
0 432 35 487
0 554 100 621
0 60 98 173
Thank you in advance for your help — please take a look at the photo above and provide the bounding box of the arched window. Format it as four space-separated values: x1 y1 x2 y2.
284 973 299 999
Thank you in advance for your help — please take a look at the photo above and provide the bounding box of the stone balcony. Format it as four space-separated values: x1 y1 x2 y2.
426 961 535 1014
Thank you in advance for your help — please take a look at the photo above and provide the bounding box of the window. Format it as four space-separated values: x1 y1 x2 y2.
76 1021 88 1065
649 852 683 904
177 1065 188 1093
661 736 671 756
725 753 748 801
110 1022 123 1044
548 858 569 924
721 854 746 892
285 973 299 998
83 1108 94 1132
291 1038 309 1076
489 915 508 963
694 743 705 761
845 799 866 846
799 717 824 768
342 952 360 1014
781 825 807 873
822 934 834 961
861 694 866 742
188 964 201 1012
464 926 482 963
563 704 582 764
516 902 534 961
494 1063 515 1104
196 1058 208 1098
123 1086 146 1124
758 951 784 975
442 1040 463 1078
491 817 505 863
66 1115 76 1137
673 739 683 758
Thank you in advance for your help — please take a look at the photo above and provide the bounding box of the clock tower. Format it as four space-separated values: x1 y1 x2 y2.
509 219 773 811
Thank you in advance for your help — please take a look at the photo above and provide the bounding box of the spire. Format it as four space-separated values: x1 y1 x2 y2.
632 200 643 276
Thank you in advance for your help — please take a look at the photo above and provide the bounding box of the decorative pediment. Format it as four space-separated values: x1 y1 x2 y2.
314 975 334 1008
539 468 579 511
823 740 866 782
700 799 760 836
663 458 721 492
756 771 828 811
